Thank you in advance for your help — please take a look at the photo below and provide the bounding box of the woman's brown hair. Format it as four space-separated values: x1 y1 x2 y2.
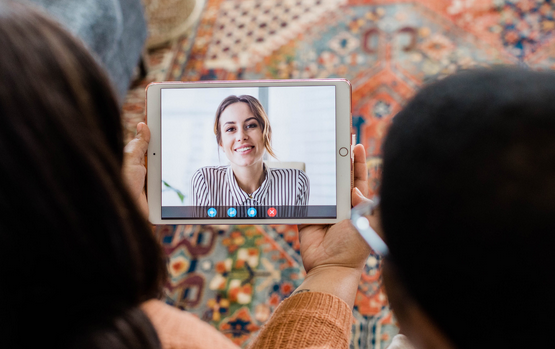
213 95 277 158
0 2 166 348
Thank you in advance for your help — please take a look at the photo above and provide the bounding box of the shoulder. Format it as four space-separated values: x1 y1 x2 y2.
269 168 309 184
141 300 239 349
141 299 199 337
297 169 309 181
297 170 309 188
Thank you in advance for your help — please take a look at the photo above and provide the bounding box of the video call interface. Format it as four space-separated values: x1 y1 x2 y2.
160 85 337 219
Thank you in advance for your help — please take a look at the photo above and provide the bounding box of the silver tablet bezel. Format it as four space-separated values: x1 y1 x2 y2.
146 79 352 225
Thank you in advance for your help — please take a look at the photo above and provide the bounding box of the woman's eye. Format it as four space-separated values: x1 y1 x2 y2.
246 123 258 129
226 127 235 132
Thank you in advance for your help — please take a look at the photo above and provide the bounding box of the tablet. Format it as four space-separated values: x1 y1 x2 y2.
146 79 352 224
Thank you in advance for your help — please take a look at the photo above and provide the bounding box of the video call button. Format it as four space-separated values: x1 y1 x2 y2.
207 207 217 217
247 207 257 217
227 207 237 217
267 207 277 217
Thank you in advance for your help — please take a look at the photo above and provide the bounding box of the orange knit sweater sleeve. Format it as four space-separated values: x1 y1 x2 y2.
247 292 353 349
141 292 353 349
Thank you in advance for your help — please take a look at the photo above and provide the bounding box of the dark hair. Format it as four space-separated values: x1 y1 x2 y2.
214 95 277 158
380 67 555 348
0 2 166 348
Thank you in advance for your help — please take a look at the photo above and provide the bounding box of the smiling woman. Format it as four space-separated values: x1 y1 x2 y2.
190 95 310 207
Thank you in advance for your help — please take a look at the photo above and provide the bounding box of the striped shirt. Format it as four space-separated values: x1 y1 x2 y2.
191 165 310 206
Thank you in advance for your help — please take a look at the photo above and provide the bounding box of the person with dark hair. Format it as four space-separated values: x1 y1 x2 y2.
0 2 374 349
0 2 166 348
191 95 310 208
377 67 555 348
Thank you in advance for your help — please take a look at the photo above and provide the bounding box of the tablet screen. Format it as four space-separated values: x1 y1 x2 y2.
160 85 337 219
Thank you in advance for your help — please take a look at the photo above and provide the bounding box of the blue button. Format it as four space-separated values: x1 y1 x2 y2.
207 207 217 217
247 207 257 217
227 207 237 217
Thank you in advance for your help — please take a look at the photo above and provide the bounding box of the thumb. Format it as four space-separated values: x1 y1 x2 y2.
135 122 151 146
125 122 150 162
352 187 371 208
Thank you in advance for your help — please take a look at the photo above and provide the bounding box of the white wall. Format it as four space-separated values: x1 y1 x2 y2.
267 86 336 205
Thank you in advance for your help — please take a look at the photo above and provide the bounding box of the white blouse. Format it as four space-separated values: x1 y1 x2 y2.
191 165 310 206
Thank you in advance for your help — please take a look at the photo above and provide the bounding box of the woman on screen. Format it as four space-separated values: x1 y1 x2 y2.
191 95 310 207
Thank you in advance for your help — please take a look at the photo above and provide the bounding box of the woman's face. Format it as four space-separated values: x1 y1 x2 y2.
219 102 265 168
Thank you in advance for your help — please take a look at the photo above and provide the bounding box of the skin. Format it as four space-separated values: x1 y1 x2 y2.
293 145 379 308
123 122 150 217
219 102 266 195
126 128 449 349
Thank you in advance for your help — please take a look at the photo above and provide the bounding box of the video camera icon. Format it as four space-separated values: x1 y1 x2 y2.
207 207 217 217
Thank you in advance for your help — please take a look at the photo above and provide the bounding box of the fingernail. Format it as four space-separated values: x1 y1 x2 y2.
354 187 363 197
137 122 144 134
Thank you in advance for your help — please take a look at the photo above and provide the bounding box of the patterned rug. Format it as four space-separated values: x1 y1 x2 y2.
124 1 555 347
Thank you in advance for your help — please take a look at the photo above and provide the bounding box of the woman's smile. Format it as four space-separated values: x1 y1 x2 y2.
235 145 254 154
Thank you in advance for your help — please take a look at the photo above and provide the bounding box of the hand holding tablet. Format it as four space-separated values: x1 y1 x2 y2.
123 122 151 218
146 79 353 224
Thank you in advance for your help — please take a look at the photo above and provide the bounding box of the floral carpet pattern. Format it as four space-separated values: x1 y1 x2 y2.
124 1 555 347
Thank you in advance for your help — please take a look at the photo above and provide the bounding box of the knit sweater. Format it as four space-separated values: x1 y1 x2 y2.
141 292 353 349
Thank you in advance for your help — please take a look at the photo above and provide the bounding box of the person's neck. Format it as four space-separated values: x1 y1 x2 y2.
231 162 265 194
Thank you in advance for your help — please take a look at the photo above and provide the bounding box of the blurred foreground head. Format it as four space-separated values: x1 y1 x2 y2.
381 67 555 348
0 2 165 348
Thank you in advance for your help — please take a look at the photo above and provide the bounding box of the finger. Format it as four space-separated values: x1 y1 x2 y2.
137 122 151 143
367 205 385 240
124 122 150 164
353 144 369 197
351 189 384 239
352 187 371 207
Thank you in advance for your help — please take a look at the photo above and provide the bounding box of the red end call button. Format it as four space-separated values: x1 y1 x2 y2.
267 207 277 217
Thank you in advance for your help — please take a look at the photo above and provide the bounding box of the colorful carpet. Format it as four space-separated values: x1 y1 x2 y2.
124 0 555 347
